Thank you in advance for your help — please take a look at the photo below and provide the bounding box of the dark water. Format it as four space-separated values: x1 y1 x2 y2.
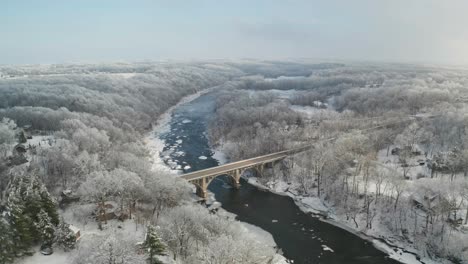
159 92 400 264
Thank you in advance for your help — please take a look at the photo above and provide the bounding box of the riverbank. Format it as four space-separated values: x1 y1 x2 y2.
243 175 444 264
144 84 225 174
144 87 289 264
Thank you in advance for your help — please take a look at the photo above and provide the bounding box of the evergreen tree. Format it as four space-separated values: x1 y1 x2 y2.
35 209 55 247
7 188 34 254
145 225 166 264
5 174 61 257
12 174 59 226
36 178 59 226
23 179 43 239
54 218 76 251
0 217 15 264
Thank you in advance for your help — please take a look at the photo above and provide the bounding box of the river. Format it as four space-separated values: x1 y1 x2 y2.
158 91 401 264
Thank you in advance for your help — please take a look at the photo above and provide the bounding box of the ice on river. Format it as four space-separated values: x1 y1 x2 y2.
181 119 192 124
321 245 334 252
198 155 207 160
174 151 185 157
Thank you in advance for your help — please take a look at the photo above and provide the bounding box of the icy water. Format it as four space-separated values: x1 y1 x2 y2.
159 91 401 264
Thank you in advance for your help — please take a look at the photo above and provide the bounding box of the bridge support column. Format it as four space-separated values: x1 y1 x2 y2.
256 164 264 177
230 169 241 189
195 177 208 200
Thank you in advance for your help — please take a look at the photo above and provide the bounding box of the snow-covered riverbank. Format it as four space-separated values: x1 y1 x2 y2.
144 87 289 264
244 175 444 264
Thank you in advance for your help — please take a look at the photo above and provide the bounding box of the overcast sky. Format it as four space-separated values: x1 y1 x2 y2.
2 0 468 65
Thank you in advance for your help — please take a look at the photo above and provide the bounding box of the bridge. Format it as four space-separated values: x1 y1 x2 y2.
181 114 435 199
181 145 313 199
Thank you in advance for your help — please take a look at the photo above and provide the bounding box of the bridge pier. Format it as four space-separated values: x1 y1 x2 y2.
256 163 265 177
229 169 242 189
195 177 208 200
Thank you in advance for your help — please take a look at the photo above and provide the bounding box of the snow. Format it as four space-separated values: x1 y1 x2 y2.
264 76 307 82
69 225 80 234
216 208 289 264
372 240 441 264
141 86 296 264
297 197 328 215
289 105 340 120
212 147 228 164
144 133 177 174
239 162 444 264
321 245 334 252
26 135 54 148
108 72 137 79
145 84 224 175
15 247 69 264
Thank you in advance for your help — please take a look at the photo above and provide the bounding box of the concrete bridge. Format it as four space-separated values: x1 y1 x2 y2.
181 145 312 199
180 114 429 199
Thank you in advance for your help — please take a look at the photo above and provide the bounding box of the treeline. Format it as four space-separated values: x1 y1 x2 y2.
208 63 468 263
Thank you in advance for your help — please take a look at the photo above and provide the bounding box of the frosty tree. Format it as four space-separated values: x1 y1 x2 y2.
0 118 16 158
54 218 76 251
6 187 34 255
35 209 55 246
0 217 15 264
145 225 166 263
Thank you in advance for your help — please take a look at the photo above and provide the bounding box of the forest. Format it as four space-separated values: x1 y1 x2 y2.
0 61 283 264
208 63 468 263
1 61 468 264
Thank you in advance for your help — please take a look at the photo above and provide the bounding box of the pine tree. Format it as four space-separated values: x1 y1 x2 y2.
14 174 59 227
7 191 34 255
36 177 59 226
54 218 76 251
0 217 15 264
35 209 55 247
145 225 166 264
4 173 62 260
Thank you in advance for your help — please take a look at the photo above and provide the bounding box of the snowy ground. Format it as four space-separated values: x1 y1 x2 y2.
246 173 446 264
15 247 70 264
15 215 146 264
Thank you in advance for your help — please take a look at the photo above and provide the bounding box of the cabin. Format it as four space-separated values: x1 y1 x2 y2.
69 225 81 241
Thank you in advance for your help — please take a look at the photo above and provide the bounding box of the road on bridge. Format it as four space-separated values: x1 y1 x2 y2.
181 114 436 184
181 145 311 181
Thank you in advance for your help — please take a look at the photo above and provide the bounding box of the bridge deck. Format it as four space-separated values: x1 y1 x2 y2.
180 115 432 183
181 145 312 181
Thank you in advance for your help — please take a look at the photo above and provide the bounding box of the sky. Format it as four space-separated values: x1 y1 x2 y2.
2 0 468 65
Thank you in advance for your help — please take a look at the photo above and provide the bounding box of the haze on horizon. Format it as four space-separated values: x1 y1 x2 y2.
2 0 468 66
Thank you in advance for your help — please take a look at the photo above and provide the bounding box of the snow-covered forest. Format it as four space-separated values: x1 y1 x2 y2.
2 61 468 264
208 63 468 263
0 61 283 264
